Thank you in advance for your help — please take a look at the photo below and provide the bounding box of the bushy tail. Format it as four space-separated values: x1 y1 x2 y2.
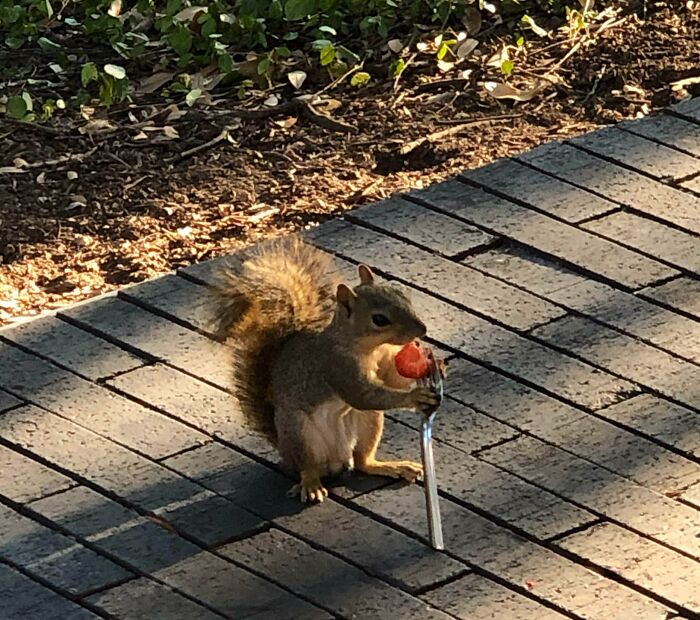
210 236 340 444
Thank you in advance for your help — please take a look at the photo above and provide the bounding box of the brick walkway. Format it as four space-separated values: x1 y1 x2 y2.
2 97 700 620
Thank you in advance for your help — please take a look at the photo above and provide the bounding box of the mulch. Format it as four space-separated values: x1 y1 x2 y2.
1 0 699 324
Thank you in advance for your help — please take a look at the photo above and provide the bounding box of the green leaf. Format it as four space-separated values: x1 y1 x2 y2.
437 42 450 60
500 59 514 76
275 46 291 58
37 37 61 50
100 76 115 106
185 88 202 106
5 36 25 49
522 14 548 37
320 44 335 66
218 53 234 73
269 0 283 20
516 35 525 47
257 57 271 75
392 58 406 77
21 91 33 112
81 62 99 87
318 25 336 34
350 71 370 87
168 26 193 56
285 0 314 21
104 64 127 80
7 95 28 120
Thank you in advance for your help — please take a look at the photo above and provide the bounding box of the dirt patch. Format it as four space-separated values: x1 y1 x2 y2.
1 0 699 324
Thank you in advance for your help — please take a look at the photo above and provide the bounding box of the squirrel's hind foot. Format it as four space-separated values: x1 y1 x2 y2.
358 459 423 483
288 471 329 503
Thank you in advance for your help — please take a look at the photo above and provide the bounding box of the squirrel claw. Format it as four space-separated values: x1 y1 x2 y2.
289 477 328 503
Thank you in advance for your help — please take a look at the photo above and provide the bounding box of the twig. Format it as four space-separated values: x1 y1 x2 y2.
393 52 417 93
315 61 365 97
399 116 519 155
298 98 357 134
550 15 627 73
0 147 98 175
434 113 521 126
170 127 232 163
5 119 67 136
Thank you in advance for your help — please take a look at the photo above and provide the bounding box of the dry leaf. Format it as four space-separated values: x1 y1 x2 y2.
456 39 479 59
462 5 482 34
66 170 78 180
273 116 298 129
133 131 148 141
437 59 455 72
0 167 26 174
671 76 700 90
264 94 280 107
177 226 193 237
287 70 307 89
162 126 179 139
36 172 46 184
416 41 430 52
137 72 174 94
164 104 187 122
173 6 207 22
108 0 122 17
79 119 117 134
387 39 404 53
484 80 542 102
13 157 28 168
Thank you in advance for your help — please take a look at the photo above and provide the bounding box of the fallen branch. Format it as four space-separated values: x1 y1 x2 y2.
169 127 232 163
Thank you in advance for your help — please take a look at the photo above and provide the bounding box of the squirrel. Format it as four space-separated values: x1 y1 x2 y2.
211 236 440 503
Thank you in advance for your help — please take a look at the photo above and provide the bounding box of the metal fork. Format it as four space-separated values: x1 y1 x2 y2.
419 347 444 550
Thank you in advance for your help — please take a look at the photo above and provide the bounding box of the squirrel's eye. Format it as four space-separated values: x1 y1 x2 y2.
371 314 391 327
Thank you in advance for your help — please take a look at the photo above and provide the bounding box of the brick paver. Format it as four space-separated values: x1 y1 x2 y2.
620 113 700 157
0 563 100 620
569 125 700 181
407 180 678 288
519 141 700 234
582 210 700 275
4 99 700 618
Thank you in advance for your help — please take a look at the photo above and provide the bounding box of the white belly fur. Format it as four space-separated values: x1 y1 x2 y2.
303 398 358 476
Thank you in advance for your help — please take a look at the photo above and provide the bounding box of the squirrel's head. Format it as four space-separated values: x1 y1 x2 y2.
334 264 427 348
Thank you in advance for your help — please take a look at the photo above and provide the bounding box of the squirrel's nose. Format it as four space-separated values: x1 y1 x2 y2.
415 320 427 338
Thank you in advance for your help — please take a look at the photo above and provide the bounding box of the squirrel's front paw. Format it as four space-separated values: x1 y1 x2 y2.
395 461 423 483
407 386 439 412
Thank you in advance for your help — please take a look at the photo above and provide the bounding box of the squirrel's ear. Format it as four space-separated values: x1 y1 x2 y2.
358 264 374 284
336 283 357 316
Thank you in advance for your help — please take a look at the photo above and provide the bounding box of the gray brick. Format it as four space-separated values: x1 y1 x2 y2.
87 577 224 620
108 364 274 457
464 247 586 296
2 315 144 380
408 180 677 288
520 141 700 235
640 276 700 320
0 503 131 596
274 500 465 593
681 482 700 508
531 313 700 415
671 96 700 118
30 486 200 574
350 196 496 257
600 394 700 458
682 173 700 192
620 114 700 157
479 435 700 559
462 157 618 223
61 297 231 388
570 125 700 180
397 397 519 454
446 358 698 495
312 220 563 331
156 549 330 620
548 279 700 364
0 564 99 620
379 418 595 540
163 443 463 591
162 443 295 517
421 573 568 619
0 389 21 411
582 211 700 275
222 529 451 619
0 405 208 512
120 274 219 337
557 522 700 612
354 485 667 619
0 342 208 460
0 445 75 504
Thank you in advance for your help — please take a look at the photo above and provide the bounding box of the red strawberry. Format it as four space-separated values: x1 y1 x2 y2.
395 341 431 379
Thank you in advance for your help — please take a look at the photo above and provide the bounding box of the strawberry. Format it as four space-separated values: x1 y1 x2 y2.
395 341 431 379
